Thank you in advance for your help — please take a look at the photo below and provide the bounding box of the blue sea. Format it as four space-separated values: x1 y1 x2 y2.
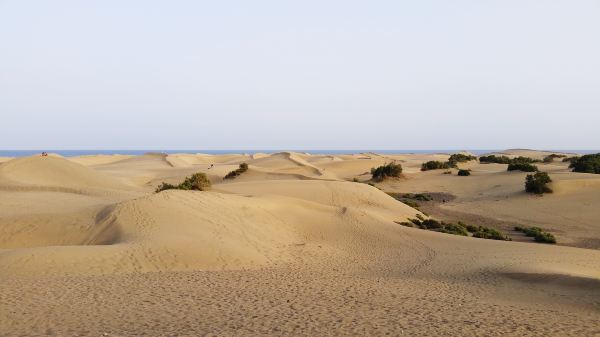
0 149 597 157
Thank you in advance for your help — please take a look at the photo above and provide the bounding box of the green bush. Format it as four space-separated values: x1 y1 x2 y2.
512 156 541 164
465 224 479 233
224 163 249 179
156 172 211 192
472 227 510 241
479 155 540 165
534 232 556 244
569 153 600 174
371 162 403 181
479 155 512 164
448 153 477 163
515 226 556 244
441 223 469 236
525 172 552 194
408 218 422 227
562 156 579 163
155 182 177 192
543 154 566 163
421 219 444 229
521 226 543 237
421 161 454 171
507 162 538 172
457 169 471 176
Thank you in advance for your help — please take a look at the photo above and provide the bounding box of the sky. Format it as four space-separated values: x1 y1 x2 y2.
1 0 599 150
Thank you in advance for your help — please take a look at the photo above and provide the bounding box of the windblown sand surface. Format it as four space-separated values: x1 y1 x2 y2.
1 151 599 336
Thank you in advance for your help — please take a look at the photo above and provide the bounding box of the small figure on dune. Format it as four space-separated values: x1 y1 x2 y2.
41 152 48 157
209 164 214 169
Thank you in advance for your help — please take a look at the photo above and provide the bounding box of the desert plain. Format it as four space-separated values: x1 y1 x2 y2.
0 150 599 336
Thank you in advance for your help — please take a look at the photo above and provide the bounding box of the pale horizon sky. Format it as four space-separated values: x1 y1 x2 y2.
1 1 599 150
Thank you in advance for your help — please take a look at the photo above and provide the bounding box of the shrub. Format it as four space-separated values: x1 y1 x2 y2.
421 161 454 171
534 232 556 244
507 162 538 172
408 218 422 227
516 226 556 244
395 221 414 227
457 169 471 176
178 173 212 190
512 156 541 164
371 162 403 181
352 177 360 182
441 223 469 236
472 227 510 241
421 219 444 229
562 156 579 163
155 182 177 192
465 224 479 233
224 163 249 179
525 172 552 194
569 153 600 174
521 226 543 237
448 153 477 163
479 155 512 164
156 172 211 192
543 154 566 163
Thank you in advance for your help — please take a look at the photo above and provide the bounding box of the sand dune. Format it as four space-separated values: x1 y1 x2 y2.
0 156 129 193
1 151 599 336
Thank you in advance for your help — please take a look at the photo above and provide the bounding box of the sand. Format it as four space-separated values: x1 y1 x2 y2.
1 151 599 336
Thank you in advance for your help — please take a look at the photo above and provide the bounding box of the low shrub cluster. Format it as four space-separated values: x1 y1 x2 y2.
562 156 579 163
371 162 403 181
479 155 540 165
441 223 469 236
457 169 471 176
525 172 552 194
569 153 600 174
224 163 249 179
403 218 510 240
155 172 211 192
448 153 477 163
514 226 556 244
507 162 538 172
543 154 566 163
471 226 509 240
421 161 455 171
479 155 512 164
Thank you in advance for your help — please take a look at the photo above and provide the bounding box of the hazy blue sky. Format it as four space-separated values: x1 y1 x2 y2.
1 1 599 150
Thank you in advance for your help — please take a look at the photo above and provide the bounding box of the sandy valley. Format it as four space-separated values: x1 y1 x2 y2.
1 150 599 336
